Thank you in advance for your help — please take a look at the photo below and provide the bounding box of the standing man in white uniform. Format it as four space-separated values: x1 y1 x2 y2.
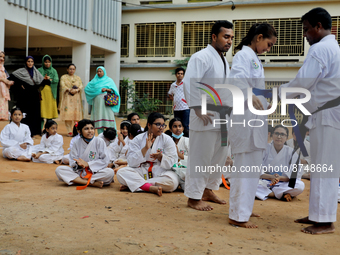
280 7 340 234
183 20 234 211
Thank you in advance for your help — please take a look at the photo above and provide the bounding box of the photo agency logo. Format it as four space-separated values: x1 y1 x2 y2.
197 82 312 127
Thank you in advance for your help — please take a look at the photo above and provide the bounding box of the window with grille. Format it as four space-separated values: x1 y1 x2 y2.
331 16 340 45
265 81 303 126
134 81 173 113
233 18 304 56
121 24 129 57
182 21 215 57
135 23 176 57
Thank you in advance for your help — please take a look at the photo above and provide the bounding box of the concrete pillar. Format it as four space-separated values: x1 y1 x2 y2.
72 42 91 118
0 14 5 51
104 52 120 90
175 21 182 59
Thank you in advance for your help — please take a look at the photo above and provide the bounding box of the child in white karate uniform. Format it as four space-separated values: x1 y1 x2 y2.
117 112 179 196
0 107 33 161
62 122 80 165
165 117 189 190
31 120 64 164
107 120 131 163
256 125 305 201
55 119 114 189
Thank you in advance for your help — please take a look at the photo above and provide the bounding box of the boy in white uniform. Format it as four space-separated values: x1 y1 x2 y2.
279 7 340 234
183 20 234 211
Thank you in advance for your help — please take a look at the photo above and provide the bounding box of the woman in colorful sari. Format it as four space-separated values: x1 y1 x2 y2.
85 66 120 134
8 56 51 136
59 64 83 136
0 51 14 120
38 55 59 128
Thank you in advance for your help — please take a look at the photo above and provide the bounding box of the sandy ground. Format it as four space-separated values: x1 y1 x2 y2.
0 118 339 255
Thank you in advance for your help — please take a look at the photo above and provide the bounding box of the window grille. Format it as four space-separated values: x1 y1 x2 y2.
233 18 304 56
135 23 176 57
182 21 215 57
331 16 340 45
121 24 129 57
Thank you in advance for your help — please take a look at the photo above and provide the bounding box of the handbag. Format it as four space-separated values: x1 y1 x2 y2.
104 90 119 106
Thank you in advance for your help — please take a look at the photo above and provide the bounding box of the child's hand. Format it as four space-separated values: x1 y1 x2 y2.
225 156 233 166
270 177 279 185
75 158 89 168
118 133 124 145
34 152 43 159
20 143 27 150
176 145 184 160
150 149 163 161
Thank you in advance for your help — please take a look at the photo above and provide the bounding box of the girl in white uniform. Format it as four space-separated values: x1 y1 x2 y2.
107 120 131 163
116 113 179 196
165 118 189 190
31 120 64 164
228 23 277 228
55 119 114 189
62 123 80 165
256 125 305 201
0 107 33 161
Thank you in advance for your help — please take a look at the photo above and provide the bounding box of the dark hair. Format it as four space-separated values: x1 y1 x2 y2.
144 112 166 132
301 7 332 30
9 107 23 122
120 120 132 130
43 56 52 62
43 120 58 134
168 117 189 137
211 20 233 41
0 50 5 55
127 112 140 122
77 119 94 133
129 124 143 138
67 63 76 69
103 128 117 140
72 123 78 137
235 23 277 51
273 125 289 137
175 67 185 75
268 125 274 136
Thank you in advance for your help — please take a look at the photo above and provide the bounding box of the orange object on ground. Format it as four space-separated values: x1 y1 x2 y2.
222 177 230 190
76 167 93 190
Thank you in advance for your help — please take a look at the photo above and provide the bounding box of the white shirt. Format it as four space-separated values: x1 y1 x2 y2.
168 81 189 111
183 44 230 131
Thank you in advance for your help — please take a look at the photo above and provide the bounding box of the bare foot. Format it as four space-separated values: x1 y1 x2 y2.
302 223 335 234
251 212 260 217
149 186 162 196
90 181 104 188
229 218 258 228
284 194 292 202
54 160 62 165
119 185 130 191
294 216 315 224
187 198 213 211
17 156 31 162
202 189 226 204
107 163 114 168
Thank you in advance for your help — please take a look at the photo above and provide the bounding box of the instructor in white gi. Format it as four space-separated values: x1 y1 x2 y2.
280 7 340 234
183 20 234 211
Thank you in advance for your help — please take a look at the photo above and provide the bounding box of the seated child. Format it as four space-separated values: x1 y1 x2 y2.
107 120 131 162
116 112 179 196
0 107 33 161
31 120 64 164
256 125 305 201
62 122 80 165
55 119 114 189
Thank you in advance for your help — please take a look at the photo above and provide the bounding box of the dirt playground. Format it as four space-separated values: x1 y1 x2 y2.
0 118 339 255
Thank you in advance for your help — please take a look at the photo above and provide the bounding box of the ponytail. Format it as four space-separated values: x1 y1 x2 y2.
235 23 277 51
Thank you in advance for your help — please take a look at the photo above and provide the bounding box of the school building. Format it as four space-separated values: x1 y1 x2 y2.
0 0 122 117
120 0 340 121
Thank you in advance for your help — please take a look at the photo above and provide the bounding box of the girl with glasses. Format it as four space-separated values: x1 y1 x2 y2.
116 112 179 196
255 125 305 201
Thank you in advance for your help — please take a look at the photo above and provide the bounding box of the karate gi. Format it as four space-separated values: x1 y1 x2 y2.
172 136 189 190
0 122 33 159
97 133 116 147
107 136 127 162
228 45 269 222
116 132 179 192
62 134 80 164
286 138 311 174
32 133 64 164
280 34 340 222
55 137 114 185
183 44 230 199
256 143 305 200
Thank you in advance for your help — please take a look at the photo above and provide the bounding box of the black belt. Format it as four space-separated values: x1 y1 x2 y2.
205 104 233 147
289 95 340 188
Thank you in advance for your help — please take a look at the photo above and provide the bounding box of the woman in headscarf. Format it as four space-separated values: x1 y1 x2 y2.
59 64 83 136
0 51 14 120
85 66 120 134
8 56 51 136
38 55 59 129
